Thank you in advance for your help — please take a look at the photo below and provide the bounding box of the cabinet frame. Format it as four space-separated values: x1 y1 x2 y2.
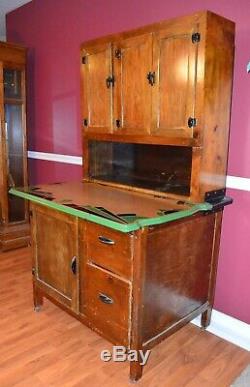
81 11 235 203
0 42 29 251
30 202 223 381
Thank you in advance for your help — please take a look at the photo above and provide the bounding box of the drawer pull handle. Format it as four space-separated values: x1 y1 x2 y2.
71 256 77 275
98 292 114 305
98 236 115 245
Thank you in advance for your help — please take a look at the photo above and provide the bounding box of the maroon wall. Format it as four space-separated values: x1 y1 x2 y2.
7 0 250 323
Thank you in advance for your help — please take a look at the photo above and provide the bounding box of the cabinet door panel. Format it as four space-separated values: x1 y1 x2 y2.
32 206 78 312
152 24 199 137
114 34 152 134
81 44 112 133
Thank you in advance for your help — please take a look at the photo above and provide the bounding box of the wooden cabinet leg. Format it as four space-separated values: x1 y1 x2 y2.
130 361 143 383
33 283 43 312
201 307 212 329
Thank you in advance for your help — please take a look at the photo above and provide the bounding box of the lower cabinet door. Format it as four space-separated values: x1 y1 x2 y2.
82 263 130 345
32 205 79 313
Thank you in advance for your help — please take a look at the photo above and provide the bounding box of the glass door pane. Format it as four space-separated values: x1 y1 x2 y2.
3 69 22 99
89 140 192 196
3 66 26 223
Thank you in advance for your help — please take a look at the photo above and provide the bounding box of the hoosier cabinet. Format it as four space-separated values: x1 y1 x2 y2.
11 11 235 381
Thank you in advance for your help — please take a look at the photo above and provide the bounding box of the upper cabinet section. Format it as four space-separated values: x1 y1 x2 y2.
81 11 235 148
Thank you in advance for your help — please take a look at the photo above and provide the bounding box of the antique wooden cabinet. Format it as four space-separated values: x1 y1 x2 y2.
81 11 235 202
0 42 29 251
11 10 235 382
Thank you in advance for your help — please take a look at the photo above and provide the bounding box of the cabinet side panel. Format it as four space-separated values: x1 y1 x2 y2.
141 213 215 343
199 13 235 198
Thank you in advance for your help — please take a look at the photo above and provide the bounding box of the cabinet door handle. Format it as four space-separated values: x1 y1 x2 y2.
147 71 155 86
71 256 77 275
98 292 114 305
98 236 115 245
106 75 115 88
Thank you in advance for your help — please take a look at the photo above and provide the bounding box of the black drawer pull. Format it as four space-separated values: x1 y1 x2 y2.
98 236 115 245
98 292 114 305
71 256 77 275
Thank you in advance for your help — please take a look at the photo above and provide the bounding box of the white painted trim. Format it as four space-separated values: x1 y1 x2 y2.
27 151 250 192
226 175 250 192
28 151 82 165
191 310 250 351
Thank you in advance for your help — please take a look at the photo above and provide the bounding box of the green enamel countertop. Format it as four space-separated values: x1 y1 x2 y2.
10 181 212 232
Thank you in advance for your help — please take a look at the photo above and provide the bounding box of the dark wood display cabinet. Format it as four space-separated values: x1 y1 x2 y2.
11 11 235 382
0 42 29 251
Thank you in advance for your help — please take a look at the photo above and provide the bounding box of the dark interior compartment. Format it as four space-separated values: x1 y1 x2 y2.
88 141 192 196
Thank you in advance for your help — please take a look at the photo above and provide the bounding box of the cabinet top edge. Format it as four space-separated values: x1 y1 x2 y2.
9 182 213 233
0 41 27 52
80 10 235 49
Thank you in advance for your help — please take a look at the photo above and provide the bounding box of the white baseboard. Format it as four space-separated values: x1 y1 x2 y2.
191 310 250 351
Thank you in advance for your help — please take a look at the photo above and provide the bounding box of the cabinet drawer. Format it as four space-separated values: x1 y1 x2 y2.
84 263 130 345
85 223 133 279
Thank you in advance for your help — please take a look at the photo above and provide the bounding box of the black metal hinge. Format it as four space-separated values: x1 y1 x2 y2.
205 189 226 203
188 117 197 128
82 56 87 64
192 32 200 43
204 189 232 214
115 49 122 59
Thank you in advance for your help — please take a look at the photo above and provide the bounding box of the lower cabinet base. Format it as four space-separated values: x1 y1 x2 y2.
0 222 30 251
30 204 223 382
33 281 212 382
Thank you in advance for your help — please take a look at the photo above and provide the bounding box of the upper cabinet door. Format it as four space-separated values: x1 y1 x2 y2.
81 43 113 133
113 34 153 135
151 23 199 138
